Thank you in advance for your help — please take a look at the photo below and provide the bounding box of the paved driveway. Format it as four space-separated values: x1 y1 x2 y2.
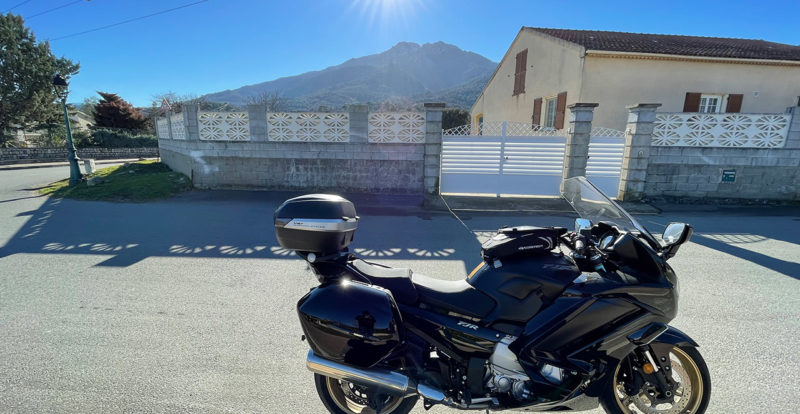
1 166 798 413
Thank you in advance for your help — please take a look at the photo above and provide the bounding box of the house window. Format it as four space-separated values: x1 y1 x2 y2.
698 94 723 113
543 97 557 128
513 49 528 96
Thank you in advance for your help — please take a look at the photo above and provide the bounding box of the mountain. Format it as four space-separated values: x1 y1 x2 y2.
202 41 496 110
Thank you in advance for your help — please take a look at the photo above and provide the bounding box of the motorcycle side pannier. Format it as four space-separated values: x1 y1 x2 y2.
274 194 358 254
297 281 404 368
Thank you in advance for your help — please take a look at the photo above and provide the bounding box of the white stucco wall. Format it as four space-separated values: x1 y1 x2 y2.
471 29 800 132
471 29 585 128
580 55 800 130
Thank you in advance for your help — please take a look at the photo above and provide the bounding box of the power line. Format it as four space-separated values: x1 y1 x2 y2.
4 0 34 13
26 0 83 20
51 0 207 41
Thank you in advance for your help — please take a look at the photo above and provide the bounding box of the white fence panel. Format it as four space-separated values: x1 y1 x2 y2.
368 112 425 143
198 111 250 141
170 113 185 140
156 118 169 139
267 112 349 142
653 113 790 148
444 121 561 137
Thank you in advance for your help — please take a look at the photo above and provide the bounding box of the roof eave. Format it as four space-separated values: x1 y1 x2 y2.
584 50 800 66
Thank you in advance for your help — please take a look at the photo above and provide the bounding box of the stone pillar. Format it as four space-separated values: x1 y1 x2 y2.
248 104 268 141
785 106 800 149
561 103 598 192
618 103 661 201
165 110 174 140
423 103 445 195
348 104 369 143
182 103 200 141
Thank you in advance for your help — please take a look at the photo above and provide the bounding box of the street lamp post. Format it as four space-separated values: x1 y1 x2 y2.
53 75 83 186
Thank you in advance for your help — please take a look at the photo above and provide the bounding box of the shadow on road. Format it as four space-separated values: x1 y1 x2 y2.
0 191 482 268
691 234 800 281
641 214 800 281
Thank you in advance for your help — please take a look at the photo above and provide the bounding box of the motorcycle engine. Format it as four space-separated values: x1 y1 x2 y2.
484 339 534 401
485 338 567 402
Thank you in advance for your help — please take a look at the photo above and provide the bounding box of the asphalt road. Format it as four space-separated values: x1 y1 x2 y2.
1 166 798 413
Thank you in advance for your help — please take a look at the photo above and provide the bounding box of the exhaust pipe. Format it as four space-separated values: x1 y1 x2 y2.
306 350 455 404
306 350 413 395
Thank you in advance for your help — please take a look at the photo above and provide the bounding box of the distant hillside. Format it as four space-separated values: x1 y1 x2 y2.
203 41 496 110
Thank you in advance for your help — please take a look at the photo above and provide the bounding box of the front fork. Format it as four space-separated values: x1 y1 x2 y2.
627 345 677 404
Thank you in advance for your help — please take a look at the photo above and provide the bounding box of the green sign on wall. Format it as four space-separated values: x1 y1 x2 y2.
721 169 736 183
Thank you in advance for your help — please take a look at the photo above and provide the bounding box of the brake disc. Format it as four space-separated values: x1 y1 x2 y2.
631 361 692 414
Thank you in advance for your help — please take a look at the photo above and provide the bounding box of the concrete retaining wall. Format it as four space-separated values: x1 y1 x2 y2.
0 147 159 165
159 139 425 193
158 104 444 194
644 146 800 200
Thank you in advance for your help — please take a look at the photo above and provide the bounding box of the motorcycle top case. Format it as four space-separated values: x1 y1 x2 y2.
297 280 404 368
481 226 567 262
274 194 358 254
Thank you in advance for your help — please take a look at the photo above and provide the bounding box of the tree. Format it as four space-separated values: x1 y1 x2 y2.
0 13 79 146
442 108 470 130
80 96 99 118
150 91 206 114
92 92 148 130
246 90 285 111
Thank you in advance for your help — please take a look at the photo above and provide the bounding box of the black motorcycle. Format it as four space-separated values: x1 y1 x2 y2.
273 176 711 414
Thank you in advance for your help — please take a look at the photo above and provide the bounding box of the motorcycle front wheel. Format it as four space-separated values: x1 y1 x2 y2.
601 345 711 414
314 374 418 414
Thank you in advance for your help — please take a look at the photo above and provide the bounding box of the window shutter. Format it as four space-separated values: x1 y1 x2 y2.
513 49 528 95
683 92 701 112
554 92 567 129
519 49 527 94
726 94 743 113
532 98 542 126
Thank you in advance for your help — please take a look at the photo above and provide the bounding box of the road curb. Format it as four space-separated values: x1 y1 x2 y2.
0 158 159 171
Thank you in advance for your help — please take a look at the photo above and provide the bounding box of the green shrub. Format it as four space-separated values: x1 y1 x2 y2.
77 128 158 148
442 108 470 130
70 130 92 147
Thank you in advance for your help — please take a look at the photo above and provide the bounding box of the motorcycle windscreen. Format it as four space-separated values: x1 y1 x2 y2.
561 177 659 249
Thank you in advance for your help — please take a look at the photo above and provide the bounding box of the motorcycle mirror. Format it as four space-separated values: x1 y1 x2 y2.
574 218 592 233
661 222 693 259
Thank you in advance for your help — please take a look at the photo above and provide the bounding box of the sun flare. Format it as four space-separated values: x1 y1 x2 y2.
349 0 425 31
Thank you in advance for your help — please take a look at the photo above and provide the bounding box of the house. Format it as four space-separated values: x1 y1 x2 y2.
69 110 94 131
470 28 800 131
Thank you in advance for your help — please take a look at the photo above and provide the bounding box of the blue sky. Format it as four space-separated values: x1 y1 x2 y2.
7 0 799 107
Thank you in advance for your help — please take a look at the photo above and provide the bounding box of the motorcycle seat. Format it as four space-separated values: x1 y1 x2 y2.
350 259 418 305
411 273 496 319
350 259 496 320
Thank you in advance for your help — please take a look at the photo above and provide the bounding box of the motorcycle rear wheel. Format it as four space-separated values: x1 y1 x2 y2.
314 374 418 414
601 345 711 414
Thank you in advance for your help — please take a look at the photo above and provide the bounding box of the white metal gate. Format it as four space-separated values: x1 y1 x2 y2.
586 127 626 197
440 122 567 196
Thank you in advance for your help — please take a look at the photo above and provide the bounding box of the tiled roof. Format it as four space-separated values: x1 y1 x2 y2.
528 28 800 62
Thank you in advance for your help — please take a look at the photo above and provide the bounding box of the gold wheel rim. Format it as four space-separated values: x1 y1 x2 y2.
325 376 404 414
613 347 704 414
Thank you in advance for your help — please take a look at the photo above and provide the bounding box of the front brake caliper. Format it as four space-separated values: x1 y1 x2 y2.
640 345 677 403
